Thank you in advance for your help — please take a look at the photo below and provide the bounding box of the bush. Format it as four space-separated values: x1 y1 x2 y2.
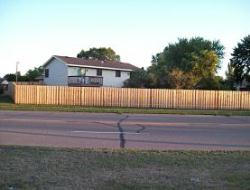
123 68 148 88
0 86 3 94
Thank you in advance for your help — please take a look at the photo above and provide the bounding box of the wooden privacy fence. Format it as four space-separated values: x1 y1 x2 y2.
11 84 250 110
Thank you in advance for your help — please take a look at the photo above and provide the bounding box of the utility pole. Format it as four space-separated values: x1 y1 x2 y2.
16 61 19 83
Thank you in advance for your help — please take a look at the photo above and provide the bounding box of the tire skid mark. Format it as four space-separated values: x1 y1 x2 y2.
117 115 129 148
135 124 146 134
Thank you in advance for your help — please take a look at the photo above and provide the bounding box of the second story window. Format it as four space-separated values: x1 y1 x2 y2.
115 70 121 77
97 69 102 76
45 69 49 78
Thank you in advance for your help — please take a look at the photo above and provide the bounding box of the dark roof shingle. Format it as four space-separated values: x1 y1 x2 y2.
54 55 138 71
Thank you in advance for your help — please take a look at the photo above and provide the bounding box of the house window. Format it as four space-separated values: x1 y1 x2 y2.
45 69 49 78
97 69 102 76
115 70 121 77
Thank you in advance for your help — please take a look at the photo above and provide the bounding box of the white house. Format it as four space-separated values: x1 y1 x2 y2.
43 55 138 87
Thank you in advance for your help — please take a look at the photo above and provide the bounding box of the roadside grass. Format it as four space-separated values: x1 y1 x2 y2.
1 94 250 116
0 146 250 189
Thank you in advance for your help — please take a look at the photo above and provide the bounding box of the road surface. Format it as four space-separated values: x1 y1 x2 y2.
0 111 250 150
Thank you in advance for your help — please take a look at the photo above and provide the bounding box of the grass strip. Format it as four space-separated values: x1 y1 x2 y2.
0 145 250 189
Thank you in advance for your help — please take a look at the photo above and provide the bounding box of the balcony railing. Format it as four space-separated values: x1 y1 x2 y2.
68 76 103 87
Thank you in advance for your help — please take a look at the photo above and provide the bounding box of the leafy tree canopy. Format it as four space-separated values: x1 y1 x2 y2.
148 37 224 89
230 35 250 84
77 47 120 61
3 66 43 82
3 74 16 81
123 68 148 88
196 76 225 90
25 66 43 81
225 62 236 89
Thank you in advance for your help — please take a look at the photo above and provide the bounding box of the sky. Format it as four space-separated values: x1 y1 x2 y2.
0 0 250 78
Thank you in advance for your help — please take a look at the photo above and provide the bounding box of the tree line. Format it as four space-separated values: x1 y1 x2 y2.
3 66 44 82
3 35 250 90
125 35 250 90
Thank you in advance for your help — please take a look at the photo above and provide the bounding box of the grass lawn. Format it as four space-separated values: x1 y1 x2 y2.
0 146 250 190
1 94 250 116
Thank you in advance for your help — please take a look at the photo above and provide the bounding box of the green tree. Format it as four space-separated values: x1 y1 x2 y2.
25 66 43 81
147 57 169 88
230 35 250 85
149 37 224 89
3 66 43 82
196 76 225 90
77 47 120 61
3 74 17 81
224 62 236 90
123 68 148 88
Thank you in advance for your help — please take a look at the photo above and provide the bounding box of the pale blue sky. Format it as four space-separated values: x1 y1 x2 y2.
0 0 250 77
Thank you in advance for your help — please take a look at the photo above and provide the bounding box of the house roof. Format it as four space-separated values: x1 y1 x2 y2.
51 55 138 71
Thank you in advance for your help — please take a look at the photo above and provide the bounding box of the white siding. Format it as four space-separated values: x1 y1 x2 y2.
68 66 130 87
44 58 68 86
102 70 130 87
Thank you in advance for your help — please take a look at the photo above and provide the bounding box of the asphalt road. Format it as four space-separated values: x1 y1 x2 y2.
0 110 250 150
